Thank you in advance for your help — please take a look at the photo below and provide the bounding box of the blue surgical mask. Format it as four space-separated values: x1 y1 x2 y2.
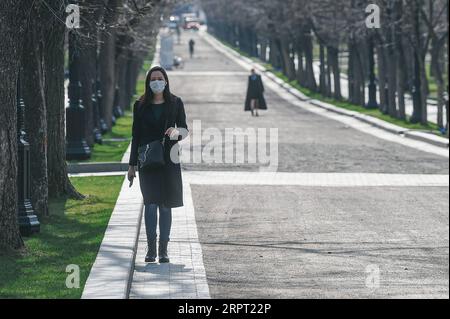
150 80 166 93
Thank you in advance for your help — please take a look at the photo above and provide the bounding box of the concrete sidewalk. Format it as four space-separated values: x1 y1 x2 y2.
82 176 143 299
81 175 211 299
129 183 210 299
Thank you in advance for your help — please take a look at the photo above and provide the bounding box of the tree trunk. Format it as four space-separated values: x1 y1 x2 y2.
394 0 406 120
269 38 277 67
21 1 49 217
99 31 116 131
319 43 327 95
237 25 244 52
326 47 332 97
280 37 295 81
274 38 284 71
348 41 354 102
386 34 398 117
410 50 423 123
356 42 366 107
430 36 447 130
303 31 317 91
418 53 428 125
328 46 342 100
396 47 407 120
409 0 426 124
78 4 98 147
376 44 388 113
296 39 305 86
0 0 28 250
43 0 83 199
260 38 267 62
117 54 128 111
79 45 96 146
99 0 121 130
250 29 258 57
124 53 138 110
349 39 364 105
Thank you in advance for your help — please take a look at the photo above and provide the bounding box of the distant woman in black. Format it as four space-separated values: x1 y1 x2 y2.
245 68 267 116
128 66 188 263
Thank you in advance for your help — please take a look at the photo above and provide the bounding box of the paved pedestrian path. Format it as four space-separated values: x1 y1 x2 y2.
127 171 448 299
82 176 143 299
129 183 210 299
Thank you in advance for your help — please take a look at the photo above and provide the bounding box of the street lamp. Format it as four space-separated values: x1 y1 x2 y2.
96 78 108 134
95 50 108 135
17 74 40 236
113 86 124 118
91 80 103 144
66 30 91 160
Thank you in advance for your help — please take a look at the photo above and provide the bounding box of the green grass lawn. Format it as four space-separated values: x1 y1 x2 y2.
0 175 124 299
82 112 133 163
270 69 442 134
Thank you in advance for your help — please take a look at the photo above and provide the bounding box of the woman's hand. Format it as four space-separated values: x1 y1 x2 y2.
128 166 136 187
165 127 180 140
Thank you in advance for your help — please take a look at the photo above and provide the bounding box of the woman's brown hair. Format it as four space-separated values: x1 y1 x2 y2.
139 66 173 109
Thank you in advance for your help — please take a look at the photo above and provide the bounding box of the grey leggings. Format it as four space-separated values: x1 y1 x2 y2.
144 204 172 242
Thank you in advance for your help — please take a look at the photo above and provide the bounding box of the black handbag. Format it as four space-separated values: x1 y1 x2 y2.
137 116 168 169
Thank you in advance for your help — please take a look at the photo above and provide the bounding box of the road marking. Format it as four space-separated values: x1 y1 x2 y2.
183 171 449 187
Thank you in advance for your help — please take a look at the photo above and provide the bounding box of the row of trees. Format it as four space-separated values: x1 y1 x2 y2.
0 0 182 250
202 0 449 131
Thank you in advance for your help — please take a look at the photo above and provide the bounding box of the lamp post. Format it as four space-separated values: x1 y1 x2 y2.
111 114 117 127
91 80 103 144
113 86 124 118
366 36 379 109
95 52 108 135
96 78 108 134
17 74 40 236
66 30 91 160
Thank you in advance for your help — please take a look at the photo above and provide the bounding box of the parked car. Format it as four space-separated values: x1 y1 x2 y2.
185 21 200 30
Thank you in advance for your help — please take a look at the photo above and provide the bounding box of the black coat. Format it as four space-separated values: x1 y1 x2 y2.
129 94 188 208
245 74 267 111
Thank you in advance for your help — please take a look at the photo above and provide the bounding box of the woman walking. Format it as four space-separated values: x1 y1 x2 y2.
245 68 267 116
128 66 188 263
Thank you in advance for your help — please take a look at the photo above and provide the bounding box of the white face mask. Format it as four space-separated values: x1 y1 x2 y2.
149 80 166 93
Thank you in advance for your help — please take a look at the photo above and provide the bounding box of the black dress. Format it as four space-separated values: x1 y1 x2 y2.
129 94 188 208
244 74 267 111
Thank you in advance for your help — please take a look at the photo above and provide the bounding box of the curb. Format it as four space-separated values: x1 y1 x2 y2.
68 162 129 174
81 177 144 299
202 31 449 149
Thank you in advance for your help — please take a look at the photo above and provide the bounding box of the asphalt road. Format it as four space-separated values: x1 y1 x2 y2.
167 29 449 298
